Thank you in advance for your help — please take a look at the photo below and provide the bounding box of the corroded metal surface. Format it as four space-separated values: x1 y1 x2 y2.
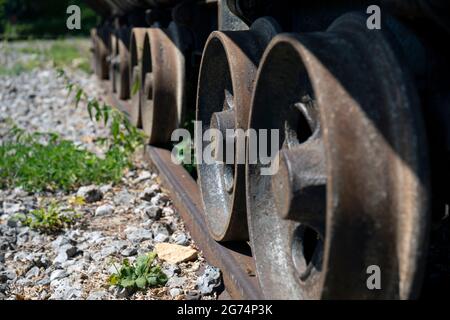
196 17 280 241
143 146 262 300
246 13 430 299
140 24 187 145
129 28 148 128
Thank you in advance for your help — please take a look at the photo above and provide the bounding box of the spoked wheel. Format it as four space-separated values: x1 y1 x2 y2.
129 28 147 127
111 27 131 100
196 18 280 241
246 13 430 299
140 23 187 145
94 26 110 80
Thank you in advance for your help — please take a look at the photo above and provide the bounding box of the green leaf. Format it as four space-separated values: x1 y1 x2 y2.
120 277 135 288
135 276 147 289
131 78 140 96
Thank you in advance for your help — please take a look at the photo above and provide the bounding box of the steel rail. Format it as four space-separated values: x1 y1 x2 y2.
103 82 263 300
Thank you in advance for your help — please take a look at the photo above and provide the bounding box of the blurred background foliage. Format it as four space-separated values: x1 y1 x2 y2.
0 0 98 39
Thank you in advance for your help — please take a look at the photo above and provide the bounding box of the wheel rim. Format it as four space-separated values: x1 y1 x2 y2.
140 23 186 145
246 12 429 299
114 27 131 100
196 17 281 241
96 26 110 80
129 28 147 128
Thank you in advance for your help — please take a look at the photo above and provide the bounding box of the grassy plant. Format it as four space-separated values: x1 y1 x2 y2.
0 125 129 192
47 41 91 73
0 70 145 193
0 40 91 76
0 58 41 76
108 253 168 290
58 68 145 156
14 202 81 233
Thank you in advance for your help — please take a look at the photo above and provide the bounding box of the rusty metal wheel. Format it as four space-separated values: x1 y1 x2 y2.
90 28 97 73
246 13 430 299
109 31 118 94
140 23 187 145
94 26 110 80
196 18 280 241
111 27 131 100
129 28 147 128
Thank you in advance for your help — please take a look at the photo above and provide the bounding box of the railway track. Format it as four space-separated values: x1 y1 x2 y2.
89 0 450 299
105 87 262 299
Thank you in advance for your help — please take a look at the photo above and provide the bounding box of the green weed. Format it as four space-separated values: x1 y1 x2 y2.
0 40 91 75
108 253 168 290
0 70 145 193
14 202 81 233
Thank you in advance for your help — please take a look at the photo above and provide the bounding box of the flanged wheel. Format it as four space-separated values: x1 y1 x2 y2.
90 28 97 73
140 23 187 145
246 13 430 299
94 26 110 80
111 27 131 100
129 28 147 127
196 18 280 241
109 31 118 94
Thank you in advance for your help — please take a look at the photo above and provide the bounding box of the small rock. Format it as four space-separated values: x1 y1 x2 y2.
151 194 170 206
12 187 28 198
87 290 107 300
114 190 134 206
77 185 103 203
155 243 198 264
162 264 181 278
172 232 188 246
166 275 187 288
133 171 152 184
0 269 16 282
6 218 18 228
116 287 133 299
151 222 170 237
99 184 112 194
51 235 70 251
50 269 68 282
53 244 78 264
25 266 40 279
143 205 162 220
169 288 182 298
139 185 161 201
3 202 24 215
154 233 169 243
125 227 153 243
196 266 221 295
67 262 86 274
95 204 114 216
120 247 137 257
33 255 50 269
37 276 51 286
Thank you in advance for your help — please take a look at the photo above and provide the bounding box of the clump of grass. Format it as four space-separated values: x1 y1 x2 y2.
0 70 145 193
47 41 91 73
14 202 81 233
0 40 91 76
0 58 41 76
0 125 128 192
108 253 168 290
